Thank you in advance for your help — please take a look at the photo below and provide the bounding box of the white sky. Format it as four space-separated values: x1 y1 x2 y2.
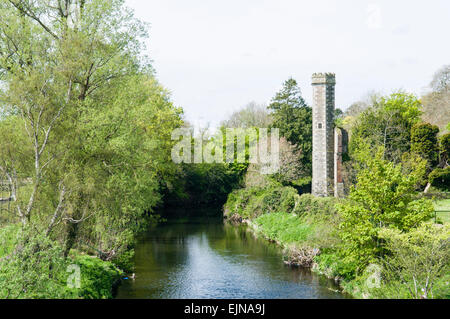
125 0 450 128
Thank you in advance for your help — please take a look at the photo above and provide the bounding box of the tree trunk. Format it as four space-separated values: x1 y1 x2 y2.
424 182 431 194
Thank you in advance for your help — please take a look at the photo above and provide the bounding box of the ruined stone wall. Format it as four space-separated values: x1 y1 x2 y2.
334 128 345 198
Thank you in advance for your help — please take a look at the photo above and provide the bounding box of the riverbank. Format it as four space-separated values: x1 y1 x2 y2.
224 186 450 299
0 224 125 299
225 208 354 294
224 189 357 295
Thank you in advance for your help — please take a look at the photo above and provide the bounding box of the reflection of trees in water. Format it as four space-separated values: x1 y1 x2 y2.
119 220 344 298
210 224 342 292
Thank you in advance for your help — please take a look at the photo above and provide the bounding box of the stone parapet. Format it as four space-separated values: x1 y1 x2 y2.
311 73 336 85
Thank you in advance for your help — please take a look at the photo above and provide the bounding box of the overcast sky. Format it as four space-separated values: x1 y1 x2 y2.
125 0 450 128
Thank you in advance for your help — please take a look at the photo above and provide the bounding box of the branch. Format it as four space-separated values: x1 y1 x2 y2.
7 0 58 39
46 183 66 236
63 208 92 224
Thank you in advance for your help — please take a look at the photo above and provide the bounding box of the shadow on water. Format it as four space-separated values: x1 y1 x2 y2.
115 208 349 299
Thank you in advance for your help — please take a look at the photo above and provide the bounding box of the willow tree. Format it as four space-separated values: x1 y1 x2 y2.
0 0 182 258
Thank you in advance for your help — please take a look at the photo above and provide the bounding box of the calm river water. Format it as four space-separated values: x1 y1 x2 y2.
115 218 347 299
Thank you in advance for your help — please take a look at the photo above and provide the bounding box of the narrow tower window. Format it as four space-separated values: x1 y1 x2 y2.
318 123 323 129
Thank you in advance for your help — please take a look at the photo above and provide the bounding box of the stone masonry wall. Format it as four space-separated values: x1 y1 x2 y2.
312 73 335 197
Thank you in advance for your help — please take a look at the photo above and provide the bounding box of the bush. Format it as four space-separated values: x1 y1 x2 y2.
0 230 76 299
440 133 450 165
377 223 450 299
410 122 440 167
337 146 434 273
72 254 123 299
314 250 356 280
429 167 450 191
224 184 299 219
292 194 337 219
0 226 123 299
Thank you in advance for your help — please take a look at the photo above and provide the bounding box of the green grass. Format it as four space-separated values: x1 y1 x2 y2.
434 199 450 224
254 212 314 245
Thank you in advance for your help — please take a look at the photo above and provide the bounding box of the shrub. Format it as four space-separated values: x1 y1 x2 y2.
429 167 450 191
410 122 440 167
377 223 450 299
292 194 337 220
72 254 123 299
0 230 76 299
0 226 123 299
337 146 434 273
440 133 450 165
224 184 299 219
314 250 356 280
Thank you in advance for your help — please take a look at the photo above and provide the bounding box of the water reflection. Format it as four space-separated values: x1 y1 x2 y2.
115 220 348 299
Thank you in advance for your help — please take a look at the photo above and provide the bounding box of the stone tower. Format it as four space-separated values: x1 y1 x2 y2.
312 73 336 197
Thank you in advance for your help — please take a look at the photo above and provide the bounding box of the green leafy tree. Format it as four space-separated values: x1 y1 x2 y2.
0 0 182 262
350 92 422 162
337 142 434 273
378 224 450 299
428 167 450 191
410 122 440 168
440 132 450 167
268 78 312 174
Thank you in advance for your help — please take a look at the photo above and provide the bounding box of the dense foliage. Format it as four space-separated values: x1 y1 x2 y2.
376 224 449 299
268 78 312 175
411 122 440 168
350 92 422 162
0 0 182 298
337 144 434 272
0 0 448 299
224 81 449 298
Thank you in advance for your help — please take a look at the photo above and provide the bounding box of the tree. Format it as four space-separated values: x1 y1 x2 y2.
421 65 450 133
245 137 305 187
428 167 450 191
350 92 422 162
0 0 182 261
378 223 449 299
221 102 272 128
410 122 440 168
430 65 450 93
440 133 450 167
337 142 434 272
268 78 312 174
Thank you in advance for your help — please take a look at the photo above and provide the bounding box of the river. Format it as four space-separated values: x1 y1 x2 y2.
115 217 347 299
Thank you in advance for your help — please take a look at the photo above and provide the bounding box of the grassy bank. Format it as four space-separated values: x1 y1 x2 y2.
224 186 449 299
225 188 351 282
0 224 124 299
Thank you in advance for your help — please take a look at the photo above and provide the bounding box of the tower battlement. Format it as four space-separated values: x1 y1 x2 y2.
311 73 336 85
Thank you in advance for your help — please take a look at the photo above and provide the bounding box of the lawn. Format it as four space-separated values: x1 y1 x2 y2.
434 199 450 224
